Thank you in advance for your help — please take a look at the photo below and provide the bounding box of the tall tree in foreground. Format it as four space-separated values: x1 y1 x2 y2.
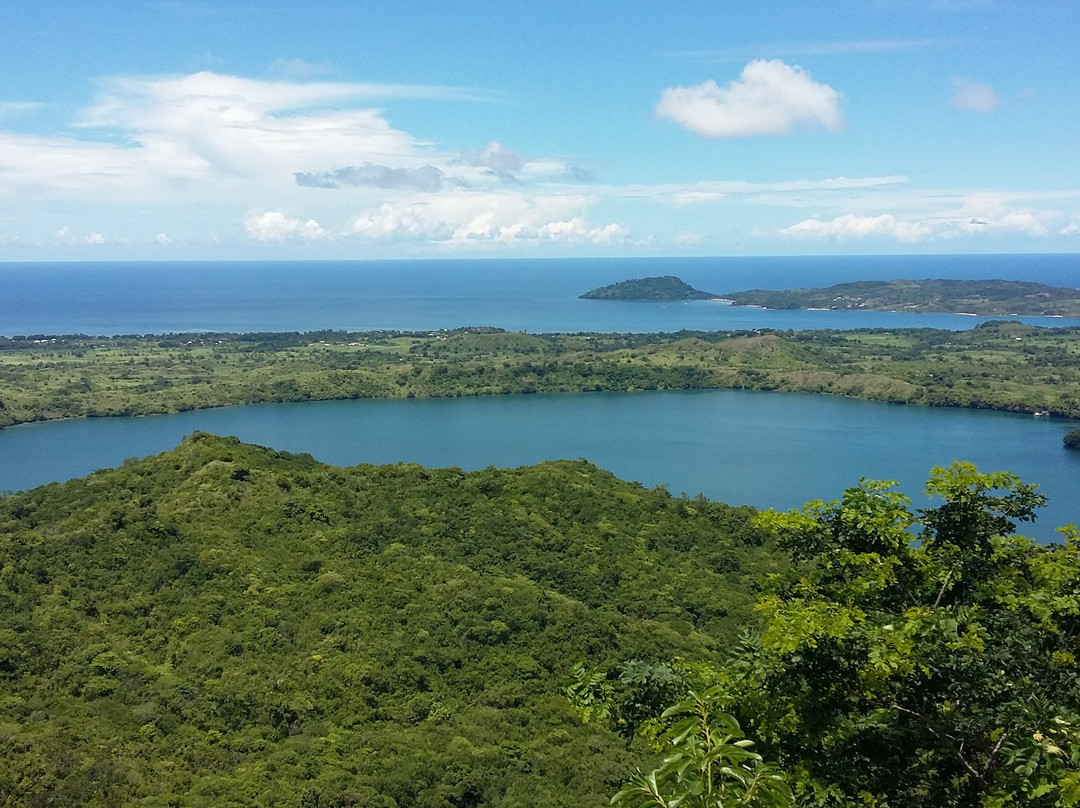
734 462 1080 806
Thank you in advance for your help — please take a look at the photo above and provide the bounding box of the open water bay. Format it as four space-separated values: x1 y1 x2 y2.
3 254 1079 336
2 389 1077 541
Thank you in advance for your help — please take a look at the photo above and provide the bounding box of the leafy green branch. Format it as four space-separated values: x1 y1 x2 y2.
611 688 792 808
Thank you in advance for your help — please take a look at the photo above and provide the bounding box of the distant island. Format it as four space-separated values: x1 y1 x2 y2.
580 275 718 301
720 278 1080 317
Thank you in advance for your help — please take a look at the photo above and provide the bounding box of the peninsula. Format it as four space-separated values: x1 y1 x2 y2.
580 275 718 301
721 278 1080 317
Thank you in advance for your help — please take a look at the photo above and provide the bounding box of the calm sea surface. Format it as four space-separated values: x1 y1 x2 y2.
2 254 1079 336
2 390 1077 541
2 255 1078 541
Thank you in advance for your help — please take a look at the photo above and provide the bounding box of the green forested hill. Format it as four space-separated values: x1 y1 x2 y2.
722 278 1080 316
579 276 717 300
0 433 783 808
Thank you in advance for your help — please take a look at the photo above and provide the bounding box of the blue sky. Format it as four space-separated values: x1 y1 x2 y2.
1 0 1078 260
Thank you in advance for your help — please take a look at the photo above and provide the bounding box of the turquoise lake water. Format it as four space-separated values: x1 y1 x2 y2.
2 389 1077 541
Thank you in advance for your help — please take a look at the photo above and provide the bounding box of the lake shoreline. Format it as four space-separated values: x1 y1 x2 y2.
4 324 1079 433
3 374 1076 433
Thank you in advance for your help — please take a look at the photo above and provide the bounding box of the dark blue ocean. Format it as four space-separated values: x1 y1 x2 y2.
2 254 1079 336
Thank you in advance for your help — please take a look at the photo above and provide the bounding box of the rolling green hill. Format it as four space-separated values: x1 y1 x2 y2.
0 433 783 807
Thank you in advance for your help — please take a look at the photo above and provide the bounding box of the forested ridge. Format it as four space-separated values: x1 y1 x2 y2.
3 321 1080 430
0 433 781 807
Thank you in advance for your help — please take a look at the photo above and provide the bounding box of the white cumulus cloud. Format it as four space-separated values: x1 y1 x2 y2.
1060 217 1080 236
953 192 1049 236
456 141 586 182
458 141 526 173
53 225 112 245
77 72 431 183
656 60 843 138
244 211 327 242
539 218 628 245
347 203 454 242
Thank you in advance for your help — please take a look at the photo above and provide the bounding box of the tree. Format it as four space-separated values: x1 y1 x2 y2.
731 462 1080 806
1065 426 1080 450
566 659 691 742
611 688 793 808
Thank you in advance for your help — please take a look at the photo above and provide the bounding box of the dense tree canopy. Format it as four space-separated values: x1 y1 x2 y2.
1065 426 1080 450
0 433 781 807
714 464 1078 806
596 465 1080 807
721 279 1080 316
579 276 718 301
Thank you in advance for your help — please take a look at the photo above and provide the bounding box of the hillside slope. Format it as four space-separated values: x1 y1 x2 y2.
0 433 783 807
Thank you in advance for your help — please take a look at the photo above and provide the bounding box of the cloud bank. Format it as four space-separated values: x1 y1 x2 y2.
2 66 1072 256
0 71 625 250
780 194 1060 243
346 191 628 247
0 72 447 199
